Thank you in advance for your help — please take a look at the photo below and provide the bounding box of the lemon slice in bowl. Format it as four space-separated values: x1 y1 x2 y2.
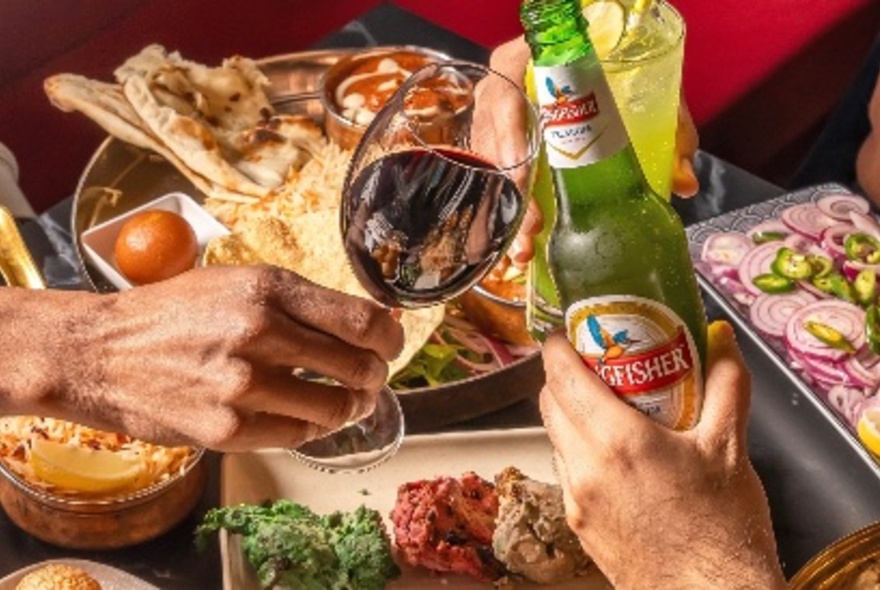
857 408 880 457
29 438 145 494
581 0 626 59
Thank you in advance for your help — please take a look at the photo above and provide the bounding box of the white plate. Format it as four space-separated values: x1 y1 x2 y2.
81 191 230 290
220 427 613 589
0 559 158 589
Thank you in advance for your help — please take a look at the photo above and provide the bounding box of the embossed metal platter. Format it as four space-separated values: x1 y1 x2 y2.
686 183 880 475
69 49 542 432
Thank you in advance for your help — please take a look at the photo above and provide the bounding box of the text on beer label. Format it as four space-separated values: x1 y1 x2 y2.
580 328 693 394
541 93 599 127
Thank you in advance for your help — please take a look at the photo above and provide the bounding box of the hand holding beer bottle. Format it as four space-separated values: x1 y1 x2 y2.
521 0 708 429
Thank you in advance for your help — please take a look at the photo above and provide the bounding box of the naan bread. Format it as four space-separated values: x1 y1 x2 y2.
205 210 445 379
45 44 325 201
44 73 256 205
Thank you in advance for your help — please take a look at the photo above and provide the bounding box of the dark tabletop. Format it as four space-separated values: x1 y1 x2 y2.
5 2 880 587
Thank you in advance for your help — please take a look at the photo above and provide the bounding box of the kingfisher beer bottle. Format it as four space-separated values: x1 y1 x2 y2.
520 0 707 429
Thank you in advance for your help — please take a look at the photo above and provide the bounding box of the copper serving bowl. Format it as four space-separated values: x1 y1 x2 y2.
457 282 533 347
0 447 206 550
319 45 450 150
790 520 880 589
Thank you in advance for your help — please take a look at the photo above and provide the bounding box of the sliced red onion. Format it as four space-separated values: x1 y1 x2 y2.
849 211 880 241
843 355 880 389
842 259 880 281
856 346 880 369
796 279 831 300
716 275 756 306
737 241 782 296
708 262 741 280
701 231 754 266
783 233 817 253
827 384 868 428
784 299 865 362
791 351 854 386
817 193 871 221
746 219 790 240
781 203 839 240
819 223 855 259
749 290 816 338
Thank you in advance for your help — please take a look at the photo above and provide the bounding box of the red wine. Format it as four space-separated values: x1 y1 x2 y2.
342 147 524 307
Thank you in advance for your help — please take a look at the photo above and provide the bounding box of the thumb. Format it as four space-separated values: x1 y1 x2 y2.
697 320 751 445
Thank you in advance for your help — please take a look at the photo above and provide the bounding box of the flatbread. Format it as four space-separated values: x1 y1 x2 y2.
45 45 325 202
43 73 258 205
204 210 445 379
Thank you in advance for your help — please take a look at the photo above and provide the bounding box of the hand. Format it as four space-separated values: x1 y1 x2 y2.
3 265 404 452
539 321 787 590
484 37 701 266
856 73 880 205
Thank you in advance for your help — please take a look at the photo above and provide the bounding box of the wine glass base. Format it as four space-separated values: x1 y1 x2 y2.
288 386 405 473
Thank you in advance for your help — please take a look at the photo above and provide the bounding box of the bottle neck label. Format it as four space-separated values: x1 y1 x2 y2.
565 295 703 430
534 55 629 169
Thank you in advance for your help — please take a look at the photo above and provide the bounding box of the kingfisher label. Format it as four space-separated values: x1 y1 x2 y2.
565 295 703 430
534 55 628 169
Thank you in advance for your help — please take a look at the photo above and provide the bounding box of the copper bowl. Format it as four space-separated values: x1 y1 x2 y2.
0 447 206 550
457 283 533 347
789 520 880 588
319 45 450 150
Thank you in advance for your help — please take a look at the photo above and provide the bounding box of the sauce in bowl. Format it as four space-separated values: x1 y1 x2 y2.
321 47 450 149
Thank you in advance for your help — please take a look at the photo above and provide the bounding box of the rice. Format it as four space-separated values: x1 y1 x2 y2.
0 416 197 498
203 137 352 231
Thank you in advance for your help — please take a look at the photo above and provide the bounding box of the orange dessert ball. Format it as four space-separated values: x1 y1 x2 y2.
114 210 199 285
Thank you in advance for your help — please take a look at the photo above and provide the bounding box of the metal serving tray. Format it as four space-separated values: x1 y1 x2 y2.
69 48 543 433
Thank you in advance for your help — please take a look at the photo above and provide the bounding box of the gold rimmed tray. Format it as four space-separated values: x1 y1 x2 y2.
69 48 543 432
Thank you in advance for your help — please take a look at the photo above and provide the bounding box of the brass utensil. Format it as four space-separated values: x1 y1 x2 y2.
0 206 45 289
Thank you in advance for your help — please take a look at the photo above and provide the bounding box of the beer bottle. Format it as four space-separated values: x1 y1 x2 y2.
520 0 707 429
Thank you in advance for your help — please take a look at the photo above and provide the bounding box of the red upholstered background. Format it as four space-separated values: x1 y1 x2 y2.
1 0 879 213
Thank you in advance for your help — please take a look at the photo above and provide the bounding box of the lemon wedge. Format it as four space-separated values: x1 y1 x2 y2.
581 0 626 59
30 438 145 494
858 408 880 457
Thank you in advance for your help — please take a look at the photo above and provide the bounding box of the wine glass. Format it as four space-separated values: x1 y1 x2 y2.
290 61 540 472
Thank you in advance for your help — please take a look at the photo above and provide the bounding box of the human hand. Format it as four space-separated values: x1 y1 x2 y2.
484 36 701 265
25 265 403 452
539 321 786 590
856 73 880 205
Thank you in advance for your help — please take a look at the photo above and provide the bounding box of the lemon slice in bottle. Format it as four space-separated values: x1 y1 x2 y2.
857 408 880 457
30 438 145 494
581 0 626 59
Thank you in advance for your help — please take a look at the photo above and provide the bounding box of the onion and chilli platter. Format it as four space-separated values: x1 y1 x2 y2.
60 46 541 430
687 183 880 463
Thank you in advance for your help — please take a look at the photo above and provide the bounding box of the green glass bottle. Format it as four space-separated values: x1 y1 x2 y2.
520 0 708 429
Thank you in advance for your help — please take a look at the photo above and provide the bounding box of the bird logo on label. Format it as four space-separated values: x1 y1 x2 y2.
587 314 639 364
545 77 573 104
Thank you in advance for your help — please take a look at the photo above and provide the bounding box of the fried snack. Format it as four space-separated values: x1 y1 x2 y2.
15 564 101 590
204 209 444 378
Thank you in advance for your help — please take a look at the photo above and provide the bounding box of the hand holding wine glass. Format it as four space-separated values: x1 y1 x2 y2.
291 61 540 472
